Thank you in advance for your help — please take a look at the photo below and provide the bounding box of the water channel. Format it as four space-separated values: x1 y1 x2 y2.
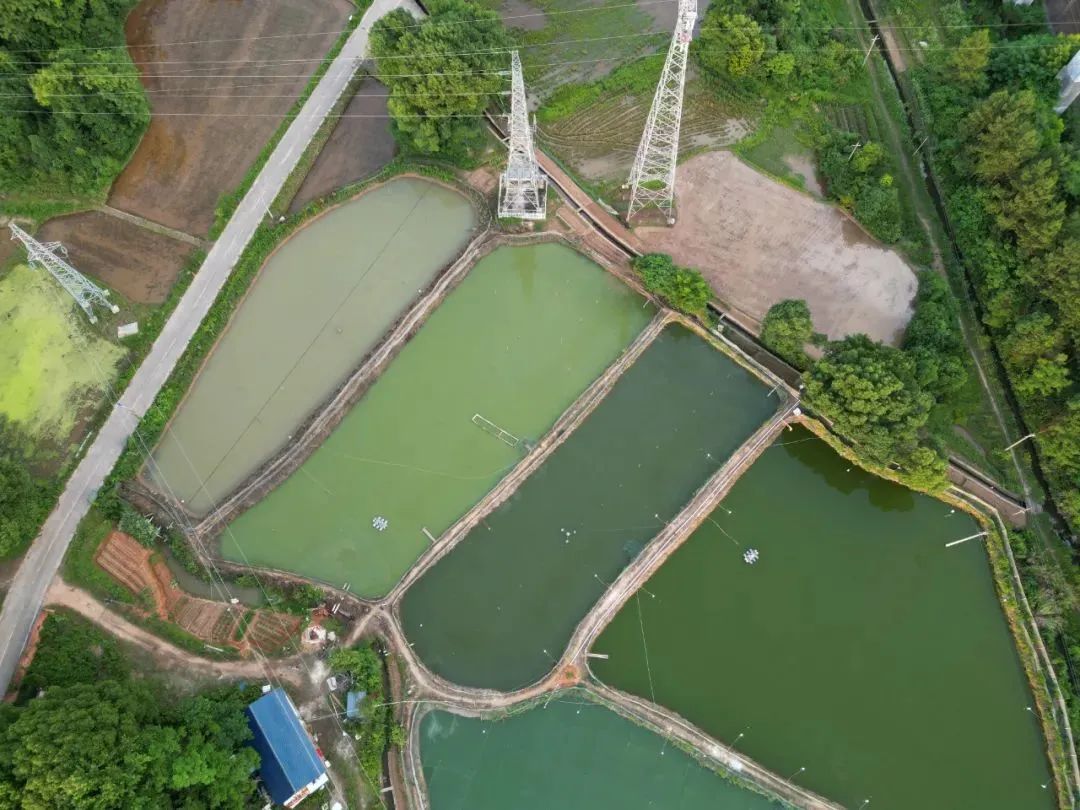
221 242 653 596
591 427 1055 810
419 696 782 809
401 325 776 690
150 178 478 515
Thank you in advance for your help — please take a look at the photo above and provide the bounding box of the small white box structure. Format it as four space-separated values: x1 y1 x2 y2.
117 322 139 339
1055 49 1080 114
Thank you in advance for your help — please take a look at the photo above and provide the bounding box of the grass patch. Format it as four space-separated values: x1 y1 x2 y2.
517 0 665 93
17 609 129 703
0 265 124 444
233 609 255 642
538 54 663 124
269 72 368 216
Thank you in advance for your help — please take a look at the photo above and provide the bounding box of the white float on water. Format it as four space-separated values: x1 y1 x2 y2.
743 548 760 565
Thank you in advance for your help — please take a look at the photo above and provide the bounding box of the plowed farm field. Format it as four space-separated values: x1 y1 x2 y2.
539 76 751 184
37 211 194 304
108 0 354 237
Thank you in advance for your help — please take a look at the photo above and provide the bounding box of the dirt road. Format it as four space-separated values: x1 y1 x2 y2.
45 580 299 684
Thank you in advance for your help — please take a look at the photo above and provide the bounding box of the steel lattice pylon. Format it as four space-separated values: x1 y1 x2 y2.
9 223 118 324
498 50 547 221
626 0 697 224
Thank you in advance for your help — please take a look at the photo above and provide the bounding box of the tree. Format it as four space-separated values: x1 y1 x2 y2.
984 158 1065 254
0 1 148 196
948 29 991 85
0 459 51 557
804 335 932 464
631 254 712 315
329 646 382 690
371 0 509 160
696 12 766 79
760 299 814 368
959 90 1041 184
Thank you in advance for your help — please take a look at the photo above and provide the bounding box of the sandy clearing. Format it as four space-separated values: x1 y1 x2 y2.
640 151 917 344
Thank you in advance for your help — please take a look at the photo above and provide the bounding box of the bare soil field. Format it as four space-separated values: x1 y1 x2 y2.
640 151 917 344
539 77 751 184
287 77 396 214
37 211 194 304
108 0 354 237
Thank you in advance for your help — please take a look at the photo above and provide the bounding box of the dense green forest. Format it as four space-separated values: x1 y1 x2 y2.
0 0 148 199
0 612 260 808
911 17 1080 528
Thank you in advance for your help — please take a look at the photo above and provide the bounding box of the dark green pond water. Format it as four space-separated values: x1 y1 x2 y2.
401 325 776 690
592 427 1054 810
420 696 782 809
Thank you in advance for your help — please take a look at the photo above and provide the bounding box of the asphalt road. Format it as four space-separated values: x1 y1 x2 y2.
0 0 406 693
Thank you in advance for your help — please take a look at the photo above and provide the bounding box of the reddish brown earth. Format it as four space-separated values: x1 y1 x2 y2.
288 77 396 213
94 530 301 653
108 0 354 236
37 211 193 304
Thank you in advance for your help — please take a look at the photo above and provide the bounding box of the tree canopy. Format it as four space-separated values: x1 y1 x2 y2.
0 613 259 809
916 23 1080 525
0 0 148 197
760 299 815 368
631 253 712 315
370 0 509 160
0 458 52 557
804 335 933 468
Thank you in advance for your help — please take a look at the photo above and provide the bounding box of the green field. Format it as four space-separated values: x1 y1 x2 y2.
0 264 123 444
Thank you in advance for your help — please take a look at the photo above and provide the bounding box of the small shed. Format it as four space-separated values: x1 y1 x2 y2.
245 688 328 808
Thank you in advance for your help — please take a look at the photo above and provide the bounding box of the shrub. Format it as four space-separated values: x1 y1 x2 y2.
760 299 815 368
632 253 712 315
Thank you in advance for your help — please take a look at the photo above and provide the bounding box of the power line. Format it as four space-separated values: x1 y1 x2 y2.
2 33 1075 84
0 29 670 78
0 1 1071 60
0 0 680 57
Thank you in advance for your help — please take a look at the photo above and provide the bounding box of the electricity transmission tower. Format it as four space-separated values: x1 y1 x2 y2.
625 0 697 224
9 223 118 324
498 50 546 221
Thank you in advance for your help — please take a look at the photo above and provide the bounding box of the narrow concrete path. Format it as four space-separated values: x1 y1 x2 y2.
97 205 211 249
0 0 412 695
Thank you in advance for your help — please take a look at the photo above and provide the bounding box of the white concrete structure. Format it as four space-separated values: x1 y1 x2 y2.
1055 49 1080 114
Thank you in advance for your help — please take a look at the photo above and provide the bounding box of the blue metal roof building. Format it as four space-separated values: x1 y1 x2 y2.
246 688 328 808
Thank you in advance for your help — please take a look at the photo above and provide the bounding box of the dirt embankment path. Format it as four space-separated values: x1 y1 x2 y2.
44 579 302 686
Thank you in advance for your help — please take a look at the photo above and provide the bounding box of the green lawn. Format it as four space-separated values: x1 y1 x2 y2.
0 264 124 444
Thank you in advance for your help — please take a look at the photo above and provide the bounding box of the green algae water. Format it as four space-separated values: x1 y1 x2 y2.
420 696 782 809
402 325 775 691
151 178 477 515
592 427 1054 810
222 243 652 596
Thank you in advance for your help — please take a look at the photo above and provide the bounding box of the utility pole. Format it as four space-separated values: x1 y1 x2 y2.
846 141 862 162
862 34 880 66
625 0 696 225
498 50 546 221
8 223 118 324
